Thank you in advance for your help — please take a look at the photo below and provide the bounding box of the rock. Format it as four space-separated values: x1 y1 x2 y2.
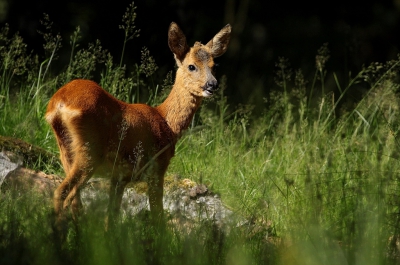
0 135 60 172
80 176 238 227
0 151 22 188
4 167 62 194
0 139 239 227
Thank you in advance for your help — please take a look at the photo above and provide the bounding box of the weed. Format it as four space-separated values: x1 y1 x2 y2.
1 4 400 264
119 1 140 68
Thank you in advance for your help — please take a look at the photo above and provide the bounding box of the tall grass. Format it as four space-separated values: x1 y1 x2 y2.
1 3 400 264
170 50 400 264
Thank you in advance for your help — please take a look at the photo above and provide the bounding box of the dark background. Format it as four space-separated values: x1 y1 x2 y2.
1 0 400 111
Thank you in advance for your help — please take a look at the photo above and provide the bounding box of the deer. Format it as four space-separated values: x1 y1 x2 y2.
45 22 231 230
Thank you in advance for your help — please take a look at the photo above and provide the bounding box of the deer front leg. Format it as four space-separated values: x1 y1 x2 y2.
148 172 165 222
106 179 127 230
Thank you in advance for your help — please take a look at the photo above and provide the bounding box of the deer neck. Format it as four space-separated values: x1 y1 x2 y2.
157 83 202 138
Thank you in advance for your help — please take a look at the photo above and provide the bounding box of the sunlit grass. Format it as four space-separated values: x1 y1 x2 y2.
1 3 400 264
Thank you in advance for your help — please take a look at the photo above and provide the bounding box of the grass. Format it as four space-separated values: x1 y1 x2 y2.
2 3 400 264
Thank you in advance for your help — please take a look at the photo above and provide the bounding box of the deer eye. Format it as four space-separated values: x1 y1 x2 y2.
188 65 196 71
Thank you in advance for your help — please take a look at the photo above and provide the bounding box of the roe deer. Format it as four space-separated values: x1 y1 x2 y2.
46 22 231 228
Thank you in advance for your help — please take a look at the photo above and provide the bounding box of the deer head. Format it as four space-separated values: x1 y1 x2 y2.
168 22 231 98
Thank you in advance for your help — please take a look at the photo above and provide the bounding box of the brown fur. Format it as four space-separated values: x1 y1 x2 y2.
46 22 231 228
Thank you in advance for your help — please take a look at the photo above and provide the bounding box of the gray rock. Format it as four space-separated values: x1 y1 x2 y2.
0 151 21 188
80 178 238 226
0 149 243 228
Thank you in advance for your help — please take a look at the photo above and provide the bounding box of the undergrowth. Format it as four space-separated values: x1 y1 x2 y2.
1 2 400 264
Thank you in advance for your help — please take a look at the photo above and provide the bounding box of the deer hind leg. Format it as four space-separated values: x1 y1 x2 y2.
52 118 99 225
54 167 94 221
50 116 74 175
71 188 83 218
54 147 95 219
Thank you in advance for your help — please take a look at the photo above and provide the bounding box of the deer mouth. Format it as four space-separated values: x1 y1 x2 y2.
203 88 215 97
202 85 218 97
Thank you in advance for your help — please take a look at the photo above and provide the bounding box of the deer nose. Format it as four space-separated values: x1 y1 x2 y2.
206 80 218 90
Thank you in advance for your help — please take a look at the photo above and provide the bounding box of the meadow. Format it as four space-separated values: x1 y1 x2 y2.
1 4 400 265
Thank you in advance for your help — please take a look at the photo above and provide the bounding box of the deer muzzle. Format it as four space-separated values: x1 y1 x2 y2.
202 79 218 97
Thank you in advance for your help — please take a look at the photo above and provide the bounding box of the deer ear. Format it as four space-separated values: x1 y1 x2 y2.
206 24 231 58
168 22 190 62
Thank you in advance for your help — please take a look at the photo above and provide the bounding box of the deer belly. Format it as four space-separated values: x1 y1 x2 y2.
93 151 143 182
